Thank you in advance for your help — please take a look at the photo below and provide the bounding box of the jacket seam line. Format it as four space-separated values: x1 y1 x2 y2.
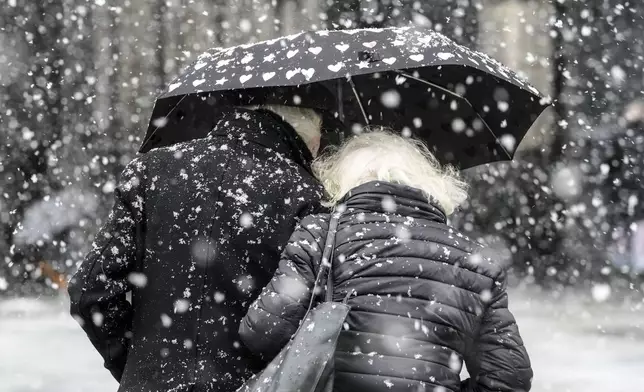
334 370 457 391
343 274 484 297
340 329 459 353
336 350 459 372
347 295 478 317
338 234 471 254
348 308 467 338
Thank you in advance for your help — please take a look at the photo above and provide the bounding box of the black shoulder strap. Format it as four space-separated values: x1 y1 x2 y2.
306 211 341 312
324 212 341 303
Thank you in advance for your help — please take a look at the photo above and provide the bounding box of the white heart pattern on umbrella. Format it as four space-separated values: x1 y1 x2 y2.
328 62 344 72
335 44 350 52
302 68 315 80
285 69 300 79
216 59 232 68
241 53 254 64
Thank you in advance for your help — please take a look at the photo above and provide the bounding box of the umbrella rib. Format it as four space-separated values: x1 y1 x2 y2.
395 71 462 100
394 71 512 160
142 94 189 148
347 75 370 125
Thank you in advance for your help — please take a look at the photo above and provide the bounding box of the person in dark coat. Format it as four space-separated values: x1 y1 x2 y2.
239 130 533 392
68 106 324 392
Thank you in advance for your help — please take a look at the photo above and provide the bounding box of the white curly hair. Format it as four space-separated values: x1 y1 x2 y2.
312 129 468 215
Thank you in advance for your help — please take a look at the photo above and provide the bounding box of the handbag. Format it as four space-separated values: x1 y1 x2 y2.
237 211 349 392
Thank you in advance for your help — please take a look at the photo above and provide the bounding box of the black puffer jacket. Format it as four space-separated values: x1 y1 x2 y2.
68 109 322 392
240 181 532 392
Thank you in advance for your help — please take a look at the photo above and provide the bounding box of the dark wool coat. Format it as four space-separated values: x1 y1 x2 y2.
68 109 323 392
240 181 532 392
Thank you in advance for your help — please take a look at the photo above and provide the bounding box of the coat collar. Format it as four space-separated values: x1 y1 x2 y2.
339 181 447 223
209 108 314 171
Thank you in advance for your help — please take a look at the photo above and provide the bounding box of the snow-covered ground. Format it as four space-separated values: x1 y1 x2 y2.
1 288 642 392
509 288 644 391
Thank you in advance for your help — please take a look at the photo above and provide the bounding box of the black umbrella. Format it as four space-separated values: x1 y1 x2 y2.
141 26 550 168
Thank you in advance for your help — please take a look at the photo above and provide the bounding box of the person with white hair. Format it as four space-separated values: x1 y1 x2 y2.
240 130 533 392
69 105 327 392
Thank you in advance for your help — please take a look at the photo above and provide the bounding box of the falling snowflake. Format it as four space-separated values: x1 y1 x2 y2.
381 196 397 212
214 291 226 303
174 299 190 314
480 289 492 303
92 312 104 327
160 313 173 328
380 90 402 109
591 283 612 303
127 272 148 288
451 118 466 133
239 212 253 228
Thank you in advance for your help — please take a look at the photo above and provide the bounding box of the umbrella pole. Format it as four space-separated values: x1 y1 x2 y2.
395 71 512 160
336 79 344 123
347 76 370 126
336 79 346 142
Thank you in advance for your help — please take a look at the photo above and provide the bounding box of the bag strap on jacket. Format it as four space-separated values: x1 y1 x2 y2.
306 211 341 312
324 212 341 303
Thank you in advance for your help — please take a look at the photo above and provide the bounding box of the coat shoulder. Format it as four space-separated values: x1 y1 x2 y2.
297 213 331 238
446 225 487 258
399 216 503 284
121 154 149 176
443 225 505 283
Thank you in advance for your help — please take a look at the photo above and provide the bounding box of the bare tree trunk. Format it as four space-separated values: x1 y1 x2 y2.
164 0 185 77
94 3 112 133
549 0 568 162
213 0 229 46
477 0 554 155
154 0 168 93
280 0 298 34
256 0 276 40
108 4 125 174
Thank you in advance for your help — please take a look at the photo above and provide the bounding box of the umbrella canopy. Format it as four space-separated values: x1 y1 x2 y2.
141 26 550 168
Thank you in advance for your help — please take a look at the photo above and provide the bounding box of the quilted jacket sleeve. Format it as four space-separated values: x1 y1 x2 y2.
68 158 146 382
461 270 533 392
239 222 320 360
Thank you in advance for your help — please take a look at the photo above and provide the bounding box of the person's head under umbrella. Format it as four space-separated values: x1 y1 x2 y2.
244 104 323 157
313 128 468 215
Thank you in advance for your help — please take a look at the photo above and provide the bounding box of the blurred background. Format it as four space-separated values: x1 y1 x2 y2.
0 0 642 391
